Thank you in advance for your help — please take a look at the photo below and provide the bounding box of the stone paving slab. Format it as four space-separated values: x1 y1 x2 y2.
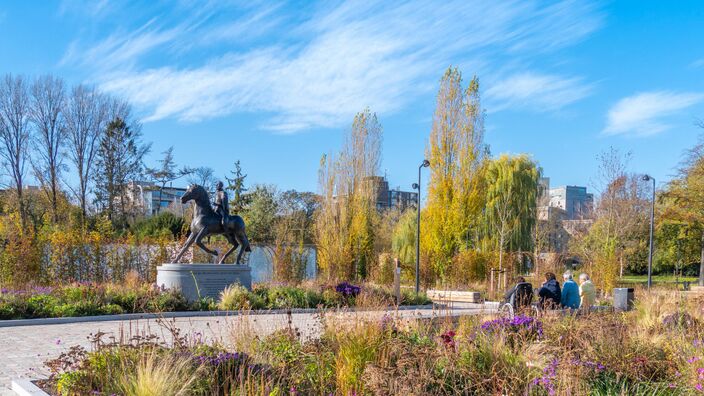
0 306 494 394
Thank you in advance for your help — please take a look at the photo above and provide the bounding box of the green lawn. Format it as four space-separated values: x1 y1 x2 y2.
618 274 698 284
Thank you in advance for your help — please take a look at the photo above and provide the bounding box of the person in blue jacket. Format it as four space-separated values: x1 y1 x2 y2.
560 271 580 309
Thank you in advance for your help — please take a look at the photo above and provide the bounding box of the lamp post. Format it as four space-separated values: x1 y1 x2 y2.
412 159 430 294
642 174 655 290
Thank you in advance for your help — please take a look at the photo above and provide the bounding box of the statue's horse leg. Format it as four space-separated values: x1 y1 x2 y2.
217 234 239 264
194 228 219 259
235 232 251 265
173 230 197 263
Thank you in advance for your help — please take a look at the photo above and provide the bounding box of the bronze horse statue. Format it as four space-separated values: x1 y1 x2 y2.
173 184 251 264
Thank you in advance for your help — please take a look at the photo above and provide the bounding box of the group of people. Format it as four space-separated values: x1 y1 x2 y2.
504 271 596 311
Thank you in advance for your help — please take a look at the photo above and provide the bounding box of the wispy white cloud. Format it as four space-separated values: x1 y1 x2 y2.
61 19 185 70
485 72 593 112
603 91 704 137
60 0 604 132
58 0 112 18
691 58 704 69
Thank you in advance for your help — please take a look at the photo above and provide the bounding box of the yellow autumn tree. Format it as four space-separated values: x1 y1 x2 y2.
315 108 382 280
422 67 488 281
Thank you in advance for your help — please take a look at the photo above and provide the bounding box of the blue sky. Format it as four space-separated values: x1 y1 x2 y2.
1 1 703 197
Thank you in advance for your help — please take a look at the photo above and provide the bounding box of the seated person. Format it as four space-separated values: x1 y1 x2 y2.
504 276 533 310
560 271 580 309
579 273 596 309
538 272 562 310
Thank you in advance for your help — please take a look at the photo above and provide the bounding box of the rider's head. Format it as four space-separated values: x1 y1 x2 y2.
215 181 224 190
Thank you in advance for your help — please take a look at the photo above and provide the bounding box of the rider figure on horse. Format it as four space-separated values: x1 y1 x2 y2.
213 181 229 228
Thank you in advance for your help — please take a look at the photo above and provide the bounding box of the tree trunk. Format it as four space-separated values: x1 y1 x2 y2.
498 233 504 271
699 229 704 287
51 179 58 223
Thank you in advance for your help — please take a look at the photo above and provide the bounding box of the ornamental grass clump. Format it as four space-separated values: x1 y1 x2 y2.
117 351 200 396
354 284 398 308
218 284 262 310
329 316 383 395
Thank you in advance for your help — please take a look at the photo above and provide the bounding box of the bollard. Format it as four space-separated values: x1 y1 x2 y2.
613 288 635 311
393 258 401 304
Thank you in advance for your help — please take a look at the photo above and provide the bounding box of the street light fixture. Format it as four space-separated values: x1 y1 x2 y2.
414 159 430 294
642 174 656 290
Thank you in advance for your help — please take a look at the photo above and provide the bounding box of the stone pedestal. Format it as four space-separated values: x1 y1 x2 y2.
156 264 252 302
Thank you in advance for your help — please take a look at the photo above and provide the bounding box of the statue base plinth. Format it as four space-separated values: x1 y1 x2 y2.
156 263 252 302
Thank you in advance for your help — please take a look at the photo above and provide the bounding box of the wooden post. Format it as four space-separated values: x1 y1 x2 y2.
490 268 495 298
393 258 401 304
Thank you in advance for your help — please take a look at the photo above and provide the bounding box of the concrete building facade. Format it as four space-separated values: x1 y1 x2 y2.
365 176 419 211
548 185 593 220
125 181 188 216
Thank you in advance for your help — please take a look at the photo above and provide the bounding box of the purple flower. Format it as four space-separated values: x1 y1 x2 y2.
32 286 54 295
480 315 543 338
55 339 61 345
335 282 361 297
688 356 701 364
571 358 606 372
530 359 558 395
696 383 703 392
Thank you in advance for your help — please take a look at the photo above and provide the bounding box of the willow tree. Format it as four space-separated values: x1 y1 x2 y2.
484 154 541 272
315 108 382 280
423 67 488 280
392 209 417 266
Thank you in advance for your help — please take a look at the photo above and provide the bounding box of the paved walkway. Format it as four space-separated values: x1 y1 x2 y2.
0 305 494 395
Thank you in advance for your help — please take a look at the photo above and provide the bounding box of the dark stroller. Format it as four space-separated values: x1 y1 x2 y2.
500 282 536 318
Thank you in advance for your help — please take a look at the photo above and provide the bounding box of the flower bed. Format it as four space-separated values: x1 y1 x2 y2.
0 282 431 320
41 299 704 395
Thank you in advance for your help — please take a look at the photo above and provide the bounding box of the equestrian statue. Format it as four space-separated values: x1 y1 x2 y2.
173 182 251 264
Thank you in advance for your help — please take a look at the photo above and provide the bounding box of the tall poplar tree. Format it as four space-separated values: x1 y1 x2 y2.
423 67 488 280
